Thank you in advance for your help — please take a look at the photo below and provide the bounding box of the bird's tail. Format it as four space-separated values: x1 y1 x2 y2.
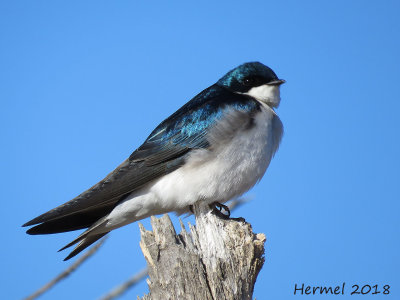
57 215 113 260
61 232 109 261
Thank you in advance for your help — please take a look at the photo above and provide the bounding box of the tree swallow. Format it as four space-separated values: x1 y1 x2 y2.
23 62 285 260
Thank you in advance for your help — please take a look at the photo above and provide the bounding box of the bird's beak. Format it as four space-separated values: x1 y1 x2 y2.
267 79 286 86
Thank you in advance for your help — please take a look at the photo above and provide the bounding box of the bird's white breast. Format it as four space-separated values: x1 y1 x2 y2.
149 104 283 213
105 104 283 229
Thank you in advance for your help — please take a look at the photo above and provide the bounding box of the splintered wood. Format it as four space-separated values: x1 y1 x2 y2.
139 203 266 300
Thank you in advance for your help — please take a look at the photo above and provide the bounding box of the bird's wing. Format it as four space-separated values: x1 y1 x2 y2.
23 85 260 231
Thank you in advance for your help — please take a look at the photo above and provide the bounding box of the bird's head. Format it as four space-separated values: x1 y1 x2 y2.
217 62 285 108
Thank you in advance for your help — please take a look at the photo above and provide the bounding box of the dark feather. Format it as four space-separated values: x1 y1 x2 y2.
62 233 108 261
26 202 115 234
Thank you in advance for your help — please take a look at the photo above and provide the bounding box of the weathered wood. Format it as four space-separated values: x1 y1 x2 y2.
138 202 266 300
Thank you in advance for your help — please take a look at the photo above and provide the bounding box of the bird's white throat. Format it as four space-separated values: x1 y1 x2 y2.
243 84 281 108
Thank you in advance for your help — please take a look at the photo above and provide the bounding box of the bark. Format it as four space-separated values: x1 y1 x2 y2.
138 202 266 300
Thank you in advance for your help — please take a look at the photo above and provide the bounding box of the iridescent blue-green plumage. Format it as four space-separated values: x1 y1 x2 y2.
218 62 279 93
131 84 261 164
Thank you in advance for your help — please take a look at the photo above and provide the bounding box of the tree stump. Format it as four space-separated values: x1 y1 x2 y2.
138 202 266 300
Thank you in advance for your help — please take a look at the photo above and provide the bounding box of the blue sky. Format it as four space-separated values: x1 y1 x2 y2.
1 1 399 299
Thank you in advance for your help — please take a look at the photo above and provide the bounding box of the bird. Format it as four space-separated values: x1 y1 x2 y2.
23 62 285 260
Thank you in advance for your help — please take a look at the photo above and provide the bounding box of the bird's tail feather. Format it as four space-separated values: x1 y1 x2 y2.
58 214 112 259
59 215 109 250
62 232 109 261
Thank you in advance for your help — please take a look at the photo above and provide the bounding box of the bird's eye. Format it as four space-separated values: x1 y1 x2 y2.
242 76 264 87
243 77 255 85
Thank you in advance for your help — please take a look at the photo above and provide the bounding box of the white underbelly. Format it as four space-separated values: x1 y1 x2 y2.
149 105 281 212
103 105 283 230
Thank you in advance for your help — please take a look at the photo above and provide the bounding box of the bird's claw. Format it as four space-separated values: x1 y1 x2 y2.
210 202 231 219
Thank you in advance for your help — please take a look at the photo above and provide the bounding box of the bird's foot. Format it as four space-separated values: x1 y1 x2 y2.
210 202 231 219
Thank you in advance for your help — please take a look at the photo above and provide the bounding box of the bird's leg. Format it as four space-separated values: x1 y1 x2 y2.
210 202 231 219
